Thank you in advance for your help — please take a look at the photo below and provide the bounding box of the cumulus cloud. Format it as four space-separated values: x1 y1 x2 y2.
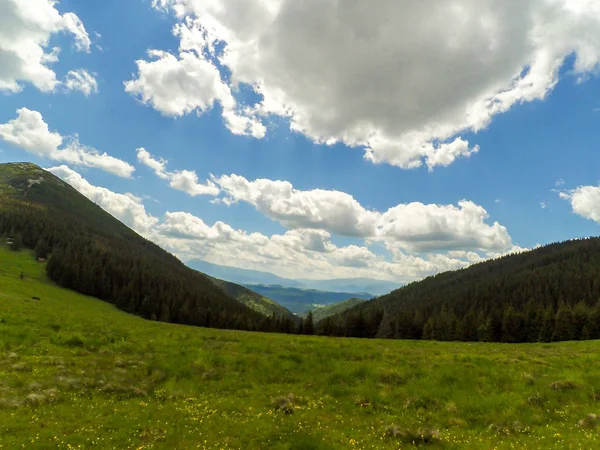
152 210 470 282
125 28 266 138
47 166 524 282
136 147 219 196
560 185 600 223
214 173 379 237
377 200 512 253
212 173 513 253
64 69 98 96
48 165 158 231
0 0 93 94
0 108 134 178
148 0 600 169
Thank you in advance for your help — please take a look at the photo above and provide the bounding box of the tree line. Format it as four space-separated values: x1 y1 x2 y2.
317 237 600 342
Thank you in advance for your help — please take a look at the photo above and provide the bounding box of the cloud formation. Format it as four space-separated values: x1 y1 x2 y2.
125 28 265 138
64 70 98 96
147 0 600 169
212 173 512 253
560 186 600 223
136 147 219 196
50 165 519 282
0 0 93 94
0 108 134 178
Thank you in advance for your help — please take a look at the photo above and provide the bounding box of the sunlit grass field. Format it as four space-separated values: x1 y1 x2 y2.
2 246 600 449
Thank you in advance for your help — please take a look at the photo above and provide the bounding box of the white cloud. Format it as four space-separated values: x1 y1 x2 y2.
424 138 479 171
377 200 512 253
540 201 548 209
212 173 513 253
125 33 266 138
0 0 92 94
214 174 379 237
560 185 600 223
148 0 600 169
47 166 525 283
64 70 98 96
215 174 378 236
136 147 219 196
555 178 565 187
48 165 158 231
152 211 470 282
0 108 134 178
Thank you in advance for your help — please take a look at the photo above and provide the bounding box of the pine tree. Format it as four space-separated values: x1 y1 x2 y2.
538 307 554 342
553 304 576 342
477 318 493 342
304 312 314 335
375 310 394 339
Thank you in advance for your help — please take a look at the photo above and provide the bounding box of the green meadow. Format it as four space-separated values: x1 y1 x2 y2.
2 246 600 449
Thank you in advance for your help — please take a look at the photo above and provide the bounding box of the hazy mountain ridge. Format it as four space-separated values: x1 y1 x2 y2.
187 259 401 295
243 284 373 315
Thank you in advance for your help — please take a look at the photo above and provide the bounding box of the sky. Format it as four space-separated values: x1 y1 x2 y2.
1 0 600 283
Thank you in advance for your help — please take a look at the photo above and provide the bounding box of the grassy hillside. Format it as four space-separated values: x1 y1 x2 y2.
245 284 373 315
207 276 298 321
311 298 366 323
3 247 600 449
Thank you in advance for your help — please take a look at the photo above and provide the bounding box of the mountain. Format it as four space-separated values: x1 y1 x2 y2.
0 162 296 333
297 278 402 296
310 297 367 323
187 258 401 295
244 284 372 314
320 237 600 342
206 275 298 321
187 259 303 287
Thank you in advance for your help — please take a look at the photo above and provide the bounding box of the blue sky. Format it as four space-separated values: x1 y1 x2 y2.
1 0 600 282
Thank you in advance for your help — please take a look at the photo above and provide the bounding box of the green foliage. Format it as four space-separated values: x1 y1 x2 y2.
323 237 600 343
3 248 600 448
310 298 366 323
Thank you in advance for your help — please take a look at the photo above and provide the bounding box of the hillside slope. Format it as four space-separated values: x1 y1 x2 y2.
3 247 600 449
322 237 600 342
310 298 367 323
206 275 298 321
0 162 295 333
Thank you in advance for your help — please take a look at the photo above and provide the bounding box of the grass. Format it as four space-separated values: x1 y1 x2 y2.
2 247 600 448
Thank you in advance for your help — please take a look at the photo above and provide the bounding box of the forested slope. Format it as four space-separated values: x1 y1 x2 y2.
321 237 600 342
0 162 296 333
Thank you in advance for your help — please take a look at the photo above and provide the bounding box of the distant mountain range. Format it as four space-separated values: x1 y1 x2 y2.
243 285 372 315
187 259 402 295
